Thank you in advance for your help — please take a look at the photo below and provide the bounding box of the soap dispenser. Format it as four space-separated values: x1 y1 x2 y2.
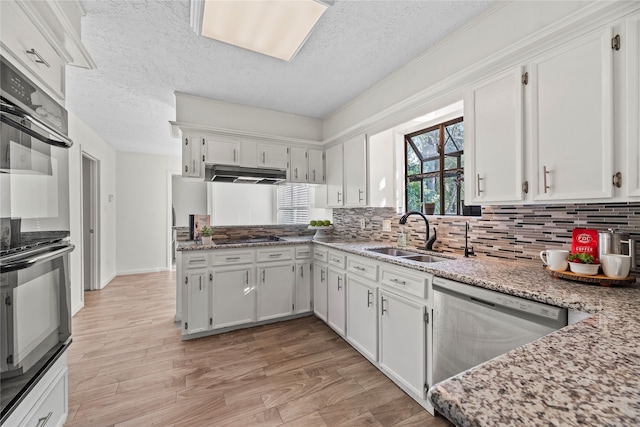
397 226 408 247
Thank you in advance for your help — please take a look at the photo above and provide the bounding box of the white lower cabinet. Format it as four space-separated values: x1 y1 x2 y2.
327 267 346 336
257 263 295 321
212 267 255 329
295 261 312 314
3 351 68 427
184 269 210 335
379 289 427 400
313 262 328 322
346 277 378 362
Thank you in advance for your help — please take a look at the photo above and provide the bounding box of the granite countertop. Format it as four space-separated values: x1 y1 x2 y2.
176 235 314 251
176 237 640 425
314 241 640 426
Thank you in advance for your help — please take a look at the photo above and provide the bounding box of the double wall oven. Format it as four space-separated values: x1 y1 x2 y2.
0 56 74 420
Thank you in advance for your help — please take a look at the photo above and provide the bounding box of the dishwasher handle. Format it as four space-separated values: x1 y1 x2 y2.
469 296 495 309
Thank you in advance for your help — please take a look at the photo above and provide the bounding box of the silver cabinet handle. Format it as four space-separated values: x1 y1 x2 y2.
367 290 373 307
262 269 266 283
337 191 342 203
390 278 406 285
313 170 316 181
233 148 237 163
262 152 266 164
226 257 241 261
192 159 196 173
320 269 325 281
199 276 202 291
36 411 53 427
300 266 304 278
26 48 50 67
269 253 283 258
381 297 387 315
294 168 298 179
245 271 249 285
477 174 483 196
337 276 342 290
354 266 365 271
358 189 364 202
543 166 550 193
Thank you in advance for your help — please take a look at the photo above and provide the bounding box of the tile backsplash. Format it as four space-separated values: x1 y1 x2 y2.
332 203 640 272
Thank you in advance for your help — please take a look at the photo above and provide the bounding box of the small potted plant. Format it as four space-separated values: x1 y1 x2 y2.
567 252 599 276
200 226 213 245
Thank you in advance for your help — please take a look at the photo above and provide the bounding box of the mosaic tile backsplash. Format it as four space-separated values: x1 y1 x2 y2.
332 203 640 272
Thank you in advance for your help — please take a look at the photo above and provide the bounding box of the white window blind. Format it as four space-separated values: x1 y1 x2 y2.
277 184 309 224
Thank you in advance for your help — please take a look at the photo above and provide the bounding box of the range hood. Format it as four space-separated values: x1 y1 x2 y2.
205 164 287 184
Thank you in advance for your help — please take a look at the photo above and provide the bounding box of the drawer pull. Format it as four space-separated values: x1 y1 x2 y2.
26 48 50 68
189 259 205 264
354 266 366 271
36 411 53 427
330 257 341 263
269 253 283 257
390 278 406 286
367 290 373 307
226 257 241 261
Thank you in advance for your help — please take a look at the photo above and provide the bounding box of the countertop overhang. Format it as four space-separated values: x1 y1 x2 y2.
176 238 640 426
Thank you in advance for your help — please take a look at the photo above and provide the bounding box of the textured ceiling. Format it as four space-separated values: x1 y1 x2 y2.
66 0 495 156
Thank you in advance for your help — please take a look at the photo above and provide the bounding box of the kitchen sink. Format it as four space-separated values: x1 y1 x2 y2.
402 254 450 263
366 247 453 263
367 248 418 257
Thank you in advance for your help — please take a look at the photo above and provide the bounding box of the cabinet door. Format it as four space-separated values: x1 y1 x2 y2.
257 143 289 169
627 14 640 197
531 27 614 201
289 147 308 183
346 277 377 362
344 135 367 206
184 270 209 334
308 149 325 184
212 267 255 328
379 289 426 399
327 268 346 336
257 263 294 321
326 144 344 207
182 134 204 178
205 137 240 165
295 261 312 314
313 263 328 322
466 67 525 204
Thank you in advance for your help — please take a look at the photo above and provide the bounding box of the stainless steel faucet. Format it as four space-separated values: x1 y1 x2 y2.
399 211 437 250
464 220 475 257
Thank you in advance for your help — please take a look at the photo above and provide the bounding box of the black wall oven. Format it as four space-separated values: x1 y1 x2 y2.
0 56 74 421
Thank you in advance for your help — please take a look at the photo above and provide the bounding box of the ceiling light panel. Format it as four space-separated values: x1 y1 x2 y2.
201 0 328 61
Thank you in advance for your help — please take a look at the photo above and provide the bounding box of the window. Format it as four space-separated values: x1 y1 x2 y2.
277 184 309 224
405 117 476 216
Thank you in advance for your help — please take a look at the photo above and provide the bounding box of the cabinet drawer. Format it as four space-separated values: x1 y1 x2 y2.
22 367 67 427
314 247 328 263
1 2 65 99
184 252 209 269
328 251 346 269
212 250 254 266
295 246 311 259
380 266 430 299
257 247 293 263
347 256 378 281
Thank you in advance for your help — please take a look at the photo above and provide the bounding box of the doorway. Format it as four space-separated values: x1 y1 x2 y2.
82 154 100 291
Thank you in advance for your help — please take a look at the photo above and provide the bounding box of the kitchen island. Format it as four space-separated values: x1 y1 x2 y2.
178 238 640 426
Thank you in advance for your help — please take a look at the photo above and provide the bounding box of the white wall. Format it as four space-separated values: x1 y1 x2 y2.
322 1 592 142
172 175 207 226
68 112 117 315
116 151 180 274
368 129 396 208
207 182 276 225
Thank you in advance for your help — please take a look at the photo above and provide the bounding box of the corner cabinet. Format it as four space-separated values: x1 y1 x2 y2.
326 135 367 207
531 26 614 201
626 13 640 198
182 134 204 179
465 66 525 204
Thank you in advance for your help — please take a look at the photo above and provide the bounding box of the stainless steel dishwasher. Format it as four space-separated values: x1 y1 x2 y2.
432 277 568 385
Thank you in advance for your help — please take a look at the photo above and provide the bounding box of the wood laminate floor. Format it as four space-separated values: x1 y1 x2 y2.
66 271 452 427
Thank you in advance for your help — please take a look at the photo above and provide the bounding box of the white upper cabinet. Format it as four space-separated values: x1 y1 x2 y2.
531 27 614 202
205 136 241 166
289 147 309 183
257 143 289 169
308 149 325 184
344 135 367 206
1 1 66 100
326 144 344 207
626 14 640 198
182 134 204 179
466 66 525 204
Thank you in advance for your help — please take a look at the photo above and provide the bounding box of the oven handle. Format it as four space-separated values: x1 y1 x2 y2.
1 244 75 273
0 101 73 148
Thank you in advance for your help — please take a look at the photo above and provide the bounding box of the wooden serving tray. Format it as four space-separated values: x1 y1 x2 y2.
546 267 636 287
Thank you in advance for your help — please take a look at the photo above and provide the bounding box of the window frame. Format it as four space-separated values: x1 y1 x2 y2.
404 116 465 216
